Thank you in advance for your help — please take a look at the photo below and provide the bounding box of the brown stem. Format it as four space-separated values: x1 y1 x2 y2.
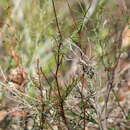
37 59 45 129
52 1 70 129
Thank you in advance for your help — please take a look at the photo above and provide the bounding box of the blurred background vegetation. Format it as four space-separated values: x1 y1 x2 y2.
0 0 130 130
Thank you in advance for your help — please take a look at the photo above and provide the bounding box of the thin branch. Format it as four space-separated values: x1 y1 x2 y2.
81 0 100 30
52 1 70 129
52 0 62 40
112 89 127 119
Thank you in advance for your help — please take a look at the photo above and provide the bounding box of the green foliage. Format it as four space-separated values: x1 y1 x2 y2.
27 82 38 98
98 27 109 40
42 55 56 74
127 109 130 119
0 0 7 4
108 128 117 130
71 30 80 43
0 90 4 101
0 0 129 129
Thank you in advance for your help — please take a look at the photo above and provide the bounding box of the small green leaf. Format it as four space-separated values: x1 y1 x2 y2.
87 113 98 124
108 128 117 130
42 55 56 74
0 91 4 100
27 83 38 97
96 44 103 56
71 30 79 43
99 27 109 40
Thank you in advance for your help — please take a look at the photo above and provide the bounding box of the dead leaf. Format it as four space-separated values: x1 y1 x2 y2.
122 25 130 49
8 66 27 92
0 110 8 121
85 127 89 130
10 110 27 118
10 46 19 66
